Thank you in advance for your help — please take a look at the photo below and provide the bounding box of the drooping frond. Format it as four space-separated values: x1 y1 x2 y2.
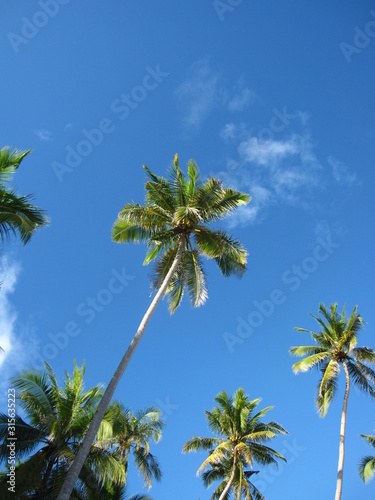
319 359 340 397
359 455 375 483
346 360 375 398
316 370 338 417
292 352 329 373
183 249 208 307
194 227 248 277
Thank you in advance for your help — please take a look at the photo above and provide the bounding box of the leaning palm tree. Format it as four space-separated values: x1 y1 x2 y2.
359 428 375 483
290 303 375 500
183 388 287 500
58 155 250 499
98 402 163 489
0 361 126 499
0 147 48 244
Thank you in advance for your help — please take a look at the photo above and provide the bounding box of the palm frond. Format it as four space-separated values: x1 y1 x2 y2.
359 455 375 483
292 352 329 373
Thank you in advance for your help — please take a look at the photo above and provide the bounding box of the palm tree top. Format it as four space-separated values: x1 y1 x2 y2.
112 155 251 313
290 303 375 416
183 388 287 471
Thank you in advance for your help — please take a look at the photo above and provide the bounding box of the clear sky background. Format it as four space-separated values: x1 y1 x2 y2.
1 1 375 498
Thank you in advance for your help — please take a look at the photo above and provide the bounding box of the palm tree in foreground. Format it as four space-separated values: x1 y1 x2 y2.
0 361 126 498
290 303 375 500
0 147 48 244
183 388 287 499
359 427 375 483
58 155 250 499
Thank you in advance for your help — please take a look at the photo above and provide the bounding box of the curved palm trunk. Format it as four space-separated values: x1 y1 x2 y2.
219 448 237 500
57 237 185 500
335 362 350 500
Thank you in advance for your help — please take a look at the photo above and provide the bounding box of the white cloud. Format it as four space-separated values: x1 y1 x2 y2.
238 136 298 166
174 57 221 130
0 258 40 404
175 60 255 134
220 123 238 141
217 131 326 226
227 85 255 112
327 156 359 186
33 129 53 142
0 259 19 361
220 122 250 142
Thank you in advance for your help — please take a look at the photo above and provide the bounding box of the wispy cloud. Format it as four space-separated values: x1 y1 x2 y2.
238 136 299 166
174 57 221 130
175 60 255 134
327 156 359 186
227 81 255 112
218 131 325 226
0 258 38 402
0 258 19 362
33 128 53 142
220 125 361 227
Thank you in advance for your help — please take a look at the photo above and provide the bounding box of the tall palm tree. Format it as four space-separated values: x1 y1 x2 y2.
183 388 287 500
98 402 163 489
290 303 375 500
0 147 48 244
359 428 375 483
58 155 250 499
0 361 126 499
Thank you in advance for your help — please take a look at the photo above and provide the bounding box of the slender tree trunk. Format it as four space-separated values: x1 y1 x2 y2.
219 448 237 500
57 237 185 500
335 362 350 500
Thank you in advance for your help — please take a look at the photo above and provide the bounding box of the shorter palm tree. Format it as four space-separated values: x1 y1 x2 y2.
359 428 375 483
183 388 287 500
201 455 262 499
0 147 48 244
290 303 375 500
98 402 163 489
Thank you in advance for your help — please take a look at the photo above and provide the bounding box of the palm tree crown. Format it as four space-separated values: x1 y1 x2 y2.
0 147 48 244
183 388 287 499
290 303 375 416
112 154 250 312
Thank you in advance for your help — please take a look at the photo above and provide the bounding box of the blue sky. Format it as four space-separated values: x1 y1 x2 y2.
1 0 375 498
